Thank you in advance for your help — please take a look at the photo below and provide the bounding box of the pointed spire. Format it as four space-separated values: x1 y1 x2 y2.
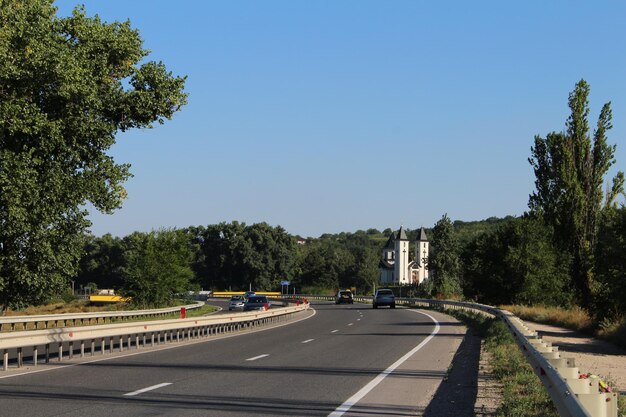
397 226 408 240
418 227 428 241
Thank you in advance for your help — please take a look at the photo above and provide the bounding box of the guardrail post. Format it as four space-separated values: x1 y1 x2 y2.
45 344 50 363
100 338 105 355
17 347 22 367
69 342 73 360
91 339 95 356
3 349 8 371
58 343 63 361
33 346 38 366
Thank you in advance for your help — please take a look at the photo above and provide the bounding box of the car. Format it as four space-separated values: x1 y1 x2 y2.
244 291 256 300
243 295 270 311
228 295 245 311
373 289 395 309
335 290 354 304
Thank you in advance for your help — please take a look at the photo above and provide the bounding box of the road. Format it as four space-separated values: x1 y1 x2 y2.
0 301 469 416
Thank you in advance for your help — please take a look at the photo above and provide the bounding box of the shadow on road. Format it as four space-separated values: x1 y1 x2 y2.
422 328 481 417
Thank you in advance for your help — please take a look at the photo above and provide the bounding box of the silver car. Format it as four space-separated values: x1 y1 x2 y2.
373 289 395 309
228 295 245 311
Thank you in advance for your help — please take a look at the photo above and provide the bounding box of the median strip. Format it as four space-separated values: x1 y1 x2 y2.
124 382 172 397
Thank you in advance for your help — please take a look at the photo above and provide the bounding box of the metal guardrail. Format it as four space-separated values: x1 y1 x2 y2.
0 301 309 371
300 294 617 417
0 302 205 332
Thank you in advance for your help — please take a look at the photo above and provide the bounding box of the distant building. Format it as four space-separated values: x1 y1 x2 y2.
295 236 307 245
379 226 429 285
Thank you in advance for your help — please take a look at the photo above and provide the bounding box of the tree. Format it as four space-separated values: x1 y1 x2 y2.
528 80 624 306
594 207 626 319
461 217 571 306
427 214 461 298
0 1 187 311
77 234 125 291
119 230 194 308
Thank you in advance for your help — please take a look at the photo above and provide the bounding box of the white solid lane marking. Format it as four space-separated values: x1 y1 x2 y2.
246 354 269 361
328 311 441 417
124 382 172 397
302 339 315 344
347 323 353 326
331 329 339 333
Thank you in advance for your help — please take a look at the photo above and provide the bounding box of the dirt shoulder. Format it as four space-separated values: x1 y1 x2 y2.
524 320 626 395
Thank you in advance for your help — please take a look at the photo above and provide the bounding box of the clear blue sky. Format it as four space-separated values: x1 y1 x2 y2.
54 1 626 238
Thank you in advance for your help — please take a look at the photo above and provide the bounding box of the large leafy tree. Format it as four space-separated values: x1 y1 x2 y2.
594 207 626 319
195 222 297 291
461 217 571 306
0 1 186 311
119 230 194 308
529 80 623 307
427 214 462 298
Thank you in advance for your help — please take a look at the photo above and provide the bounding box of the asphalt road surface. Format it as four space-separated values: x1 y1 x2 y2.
0 301 469 416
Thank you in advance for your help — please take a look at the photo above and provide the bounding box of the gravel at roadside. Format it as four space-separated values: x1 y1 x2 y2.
524 320 626 395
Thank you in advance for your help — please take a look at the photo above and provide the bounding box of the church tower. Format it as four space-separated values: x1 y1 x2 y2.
394 226 410 284
414 227 429 284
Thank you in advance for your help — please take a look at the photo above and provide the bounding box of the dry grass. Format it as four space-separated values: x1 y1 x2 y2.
502 304 626 351
3 300 122 316
501 305 594 333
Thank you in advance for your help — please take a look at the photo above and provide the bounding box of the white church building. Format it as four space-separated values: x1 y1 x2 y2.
379 226 429 285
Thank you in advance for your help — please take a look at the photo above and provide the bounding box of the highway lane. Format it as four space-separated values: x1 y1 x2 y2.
0 301 466 416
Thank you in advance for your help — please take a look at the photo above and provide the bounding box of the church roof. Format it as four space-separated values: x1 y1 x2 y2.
397 226 408 240
384 232 395 249
418 227 428 241
379 259 394 269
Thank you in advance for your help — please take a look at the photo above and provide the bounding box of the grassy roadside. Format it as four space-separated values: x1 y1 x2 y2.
435 308 558 417
501 304 626 351
501 304 626 414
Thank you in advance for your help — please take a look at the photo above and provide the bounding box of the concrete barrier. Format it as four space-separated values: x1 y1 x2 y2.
0 302 309 371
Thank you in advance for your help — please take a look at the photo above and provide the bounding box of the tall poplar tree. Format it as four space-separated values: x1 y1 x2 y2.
0 1 187 311
529 80 624 307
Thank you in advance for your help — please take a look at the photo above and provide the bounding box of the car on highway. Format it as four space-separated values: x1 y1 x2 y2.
244 291 256 300
243 295 270 311
228 295 245 311
373 289 395 309
335 290 354 304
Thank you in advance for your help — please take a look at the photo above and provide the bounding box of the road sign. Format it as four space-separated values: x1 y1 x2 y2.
280 281 290 286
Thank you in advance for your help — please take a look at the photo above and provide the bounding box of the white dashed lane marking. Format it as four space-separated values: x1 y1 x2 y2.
246 354 270 361
124 382 172 397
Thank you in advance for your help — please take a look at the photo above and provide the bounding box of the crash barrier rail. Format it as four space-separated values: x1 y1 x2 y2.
0 301 206 332
0 301 309 372
294 294 617 417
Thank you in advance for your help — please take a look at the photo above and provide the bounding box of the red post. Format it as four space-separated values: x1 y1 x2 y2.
180 307 186 319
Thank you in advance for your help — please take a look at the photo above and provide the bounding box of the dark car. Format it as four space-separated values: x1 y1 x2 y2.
244 291 256 300
335 290 353 304
373 289 395 309
243 295 270 311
